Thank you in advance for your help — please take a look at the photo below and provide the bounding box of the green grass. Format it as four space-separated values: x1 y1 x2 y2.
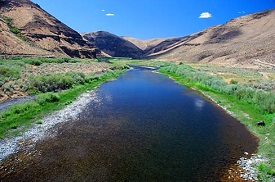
0 69 126 139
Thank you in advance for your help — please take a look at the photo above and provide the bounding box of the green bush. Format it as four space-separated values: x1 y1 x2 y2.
10 26 20 34
27 59 43 66
84 73 100 83
230 79 238 84
65 72 85 84
35 93 60 105
29 72 87 92
0 66 20 79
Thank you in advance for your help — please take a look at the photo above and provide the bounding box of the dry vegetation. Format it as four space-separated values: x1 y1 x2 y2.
190 63 275 91
0 58 112 102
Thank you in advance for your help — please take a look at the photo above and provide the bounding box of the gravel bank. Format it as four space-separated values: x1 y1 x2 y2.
237 154 266 181
0 90 99 161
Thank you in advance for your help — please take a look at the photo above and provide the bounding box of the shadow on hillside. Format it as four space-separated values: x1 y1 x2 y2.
206 27 243 44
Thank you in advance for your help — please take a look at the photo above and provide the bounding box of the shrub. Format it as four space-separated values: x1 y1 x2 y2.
10 26 20 34
29 72 87 92
2 83 14 92
27 59 43 66
35 93 60 105
65 72 85 84
84 73 100 83
0 66 20 79
230 79 238 84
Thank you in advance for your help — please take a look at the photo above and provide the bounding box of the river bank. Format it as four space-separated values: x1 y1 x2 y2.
0 67 127 161
0 91 97 161
156 64 275 181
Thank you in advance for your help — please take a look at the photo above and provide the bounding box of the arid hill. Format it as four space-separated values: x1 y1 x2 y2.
126 9 275 68
0 0 98 58
121 36 169 52
83 31 144 59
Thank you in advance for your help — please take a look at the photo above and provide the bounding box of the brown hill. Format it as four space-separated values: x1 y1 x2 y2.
144 9 275 68
83 31 144 59
0 0 98 58
121 36 169 51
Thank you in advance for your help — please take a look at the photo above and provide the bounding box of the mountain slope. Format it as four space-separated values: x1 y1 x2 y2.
83 31 144 59
144 9 275 67
121 37 169 52
0 0 98 58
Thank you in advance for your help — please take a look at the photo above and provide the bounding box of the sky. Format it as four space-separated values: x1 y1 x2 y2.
31 0 275 40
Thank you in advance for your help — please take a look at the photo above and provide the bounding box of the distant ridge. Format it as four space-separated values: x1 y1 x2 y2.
83 31 144 59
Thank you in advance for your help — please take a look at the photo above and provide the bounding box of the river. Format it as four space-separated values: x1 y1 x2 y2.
0 67 257 181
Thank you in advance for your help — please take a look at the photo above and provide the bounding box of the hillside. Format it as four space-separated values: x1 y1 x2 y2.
121 37 169 52
125 9 275 68
0 0 98 58
83 31 144 59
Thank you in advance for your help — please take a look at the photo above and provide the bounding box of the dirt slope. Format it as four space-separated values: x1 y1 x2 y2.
145 9 275 68
0 0 98 58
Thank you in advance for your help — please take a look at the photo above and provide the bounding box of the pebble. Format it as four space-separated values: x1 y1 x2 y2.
237 154 266 181
0 91 101 162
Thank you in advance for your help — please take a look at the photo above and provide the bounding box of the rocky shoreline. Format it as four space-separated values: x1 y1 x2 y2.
237 154 267 181
0 90 99 161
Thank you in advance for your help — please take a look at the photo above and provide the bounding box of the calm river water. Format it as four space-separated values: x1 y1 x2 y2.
0 68 257 181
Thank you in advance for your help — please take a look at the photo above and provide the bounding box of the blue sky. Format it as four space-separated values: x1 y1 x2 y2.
31 0 274 39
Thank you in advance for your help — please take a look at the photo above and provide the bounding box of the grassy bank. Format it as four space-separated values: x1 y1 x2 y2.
0 69 126 139
0 57 128 139
153 62 275 181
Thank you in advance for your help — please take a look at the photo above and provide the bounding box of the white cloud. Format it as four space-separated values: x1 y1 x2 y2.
238 11 246 14
199 12 212 18
102 9 105 12
106 13 115 16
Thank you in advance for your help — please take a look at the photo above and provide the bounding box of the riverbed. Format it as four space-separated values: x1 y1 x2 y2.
0 67 258 181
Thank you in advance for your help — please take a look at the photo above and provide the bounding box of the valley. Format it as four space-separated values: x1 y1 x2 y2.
0 0 275 181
